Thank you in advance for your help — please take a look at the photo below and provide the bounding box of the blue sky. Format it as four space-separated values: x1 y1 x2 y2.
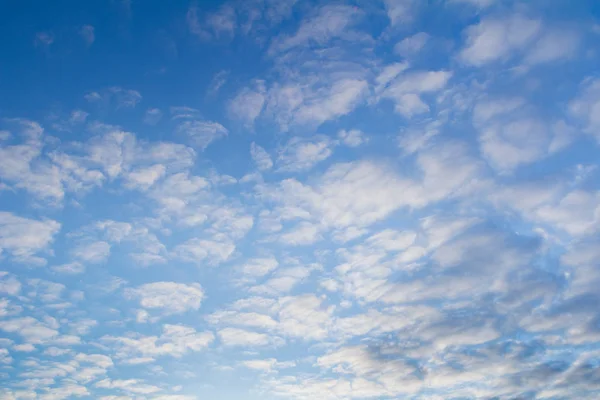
1 0 600 399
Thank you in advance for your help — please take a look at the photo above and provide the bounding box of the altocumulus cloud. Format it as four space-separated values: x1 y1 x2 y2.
1 0 600 399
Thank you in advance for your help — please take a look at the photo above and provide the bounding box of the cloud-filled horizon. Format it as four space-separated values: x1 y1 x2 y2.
1 0 600 399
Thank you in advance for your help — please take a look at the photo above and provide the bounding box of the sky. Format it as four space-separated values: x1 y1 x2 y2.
1 0 600 399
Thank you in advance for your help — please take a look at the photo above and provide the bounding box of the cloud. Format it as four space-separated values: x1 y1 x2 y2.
187 4 237 40
125 164 166 190
103 324 214 359
394 32 429 56
80 25 95 46
474 97 574 171
207 310 278 331
218 327 275 347
384 0 417 26
0 119 91 202
250 142 273 171
479 118 551 171
0 212 60 265
525 29 580 65
276 294 333 340
260 143 479 242
278 222 321 245
26 279 66 304
293 79 368 126
176 120 228 150
535 190 600 236
96 379 161 395
35 32 54 47
377 66 452 117
237 257 279 279
173 237 236 266
269 5 362 54
71 241 111 264
85 87 142 108
569 77 600 142
0 272 21 295
228 82 266 127
459 14 541 66
207 70 229 95
450 0 497 8
276 136 335 172
126 282 204 315
0 317 58 344
143 108 163 125
249 263 318 295
337 129 367 147
259 160 408 232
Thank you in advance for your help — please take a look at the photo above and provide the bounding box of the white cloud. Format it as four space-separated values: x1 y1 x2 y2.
378 68 452 117
80 25 95 46
474 98 573 171
384 0 416 26
201 4 237 40
0 212 60 265
394 32 429 56
126 282 204 315
525 29 580 65
279 222 321 245
208 70 229 95
35 31 54 46
238 257 279 278
397 119 443 154
14 343 36 352
337 129 366 147
0 119 83 202
250 264 317 296
264 140 480 247
187 3 239 42
70 109 89 124
218 327 274 347
365 229 416 251
262 162 407 233
96 379 161 395
479 118 550 171
0 272 21 295
26 279 66 303
276 294 333 340
111 87 142 108
173 237 236 266
43 347 72 357
143 108 163 125
86 87 142 108
277 136 334 172
535 190 600 236
569 77 600 141
0 317 58 344
176 120 228 150
228 83 266 127
450 0 496 8
250 142 273 171
71 241 111 264
241 358 294 372
207 310 278 330
293 79 368 126
125 164 166 190
269 5 362 54
103 324 214 359
459 14 541 66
